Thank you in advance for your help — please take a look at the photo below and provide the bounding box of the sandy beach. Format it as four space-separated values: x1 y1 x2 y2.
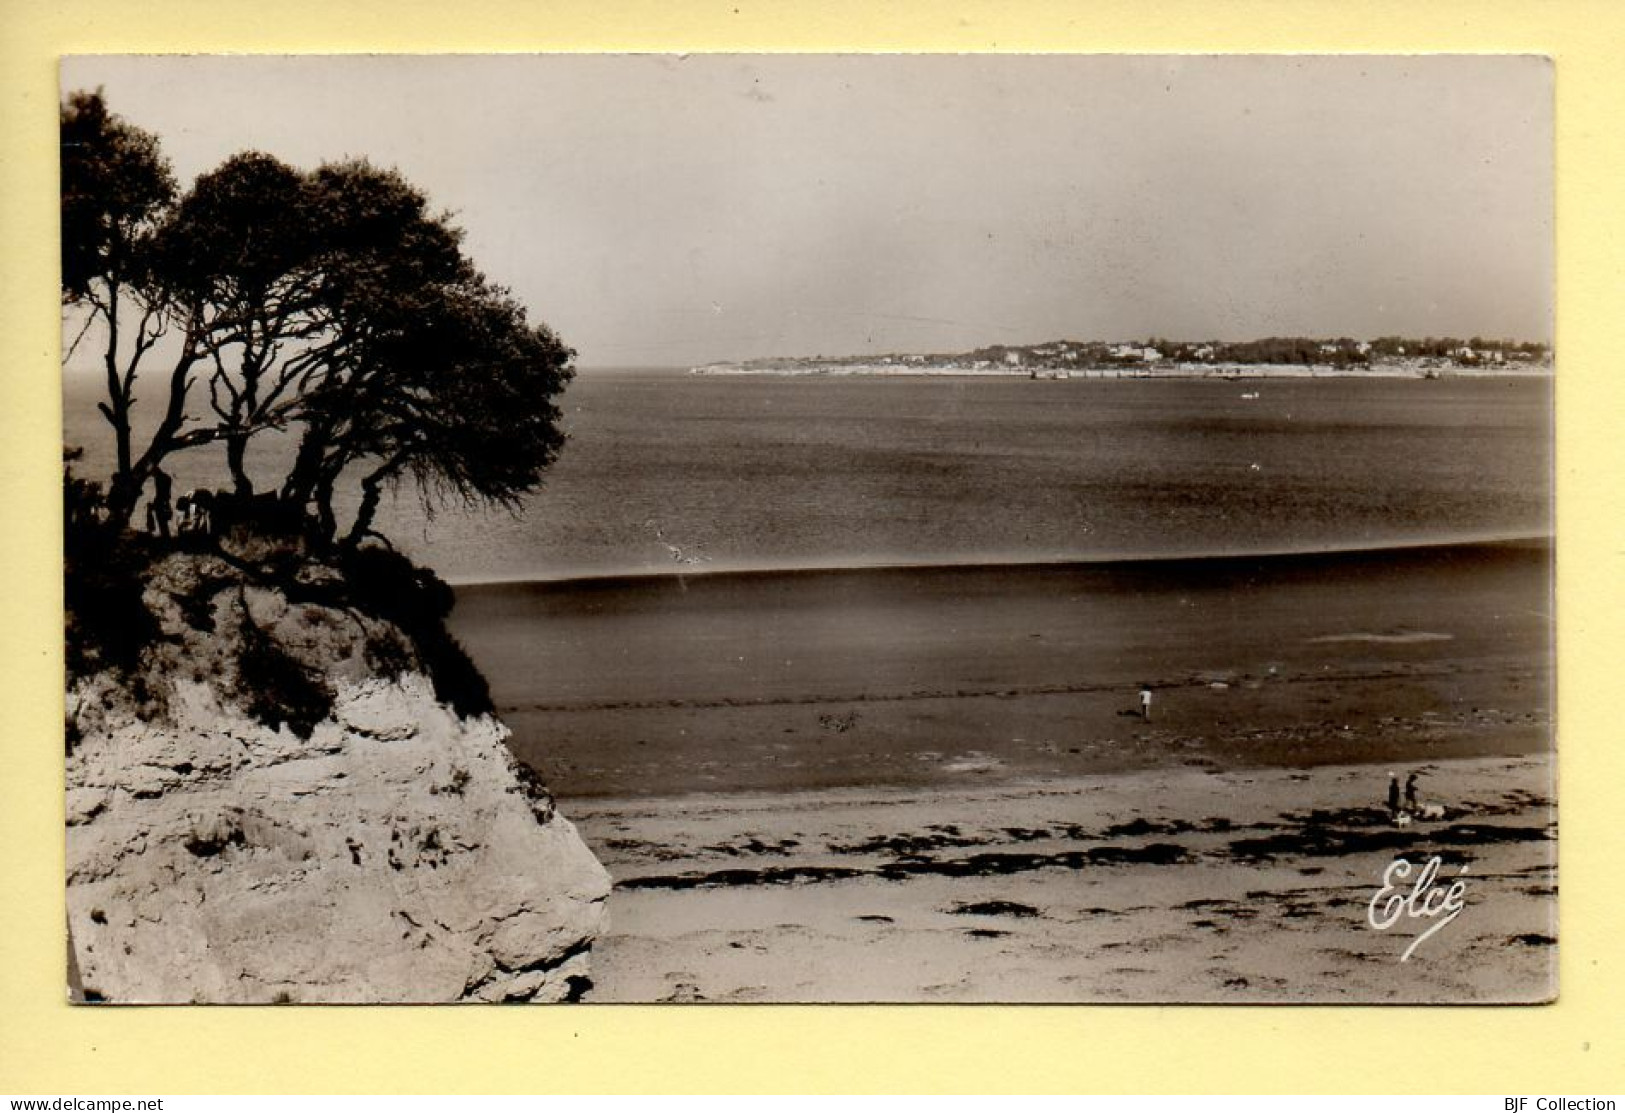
448 539 1554 1002
571 754 1554 1003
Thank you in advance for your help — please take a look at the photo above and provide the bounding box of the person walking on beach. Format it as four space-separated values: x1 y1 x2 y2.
1405 772 1420 813
1139 687 1153 721
1387 772 1402 819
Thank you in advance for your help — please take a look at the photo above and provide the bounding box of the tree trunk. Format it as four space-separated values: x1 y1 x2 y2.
313 473 338 543
225 432 253 498
113 331 203 528
100 283 134 484
106 470 143 529
281 427 327 507
225 343 264 498
343 474 385 550
103 394 132 485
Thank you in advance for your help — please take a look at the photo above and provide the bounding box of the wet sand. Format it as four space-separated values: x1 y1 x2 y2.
451 540 1551 798
447 539 1554 1002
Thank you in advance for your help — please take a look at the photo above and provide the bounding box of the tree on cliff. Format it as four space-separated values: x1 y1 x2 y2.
145 151 331 502
60 89 182 520
283 259 572 549
61 91 575 547
266 161 571 547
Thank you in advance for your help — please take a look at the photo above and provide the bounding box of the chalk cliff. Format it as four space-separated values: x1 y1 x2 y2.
66 545 610 1003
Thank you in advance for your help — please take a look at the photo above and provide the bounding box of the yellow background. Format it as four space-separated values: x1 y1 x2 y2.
2 0 1620 1095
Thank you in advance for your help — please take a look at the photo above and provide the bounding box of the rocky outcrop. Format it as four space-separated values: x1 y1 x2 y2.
66 548 610 1003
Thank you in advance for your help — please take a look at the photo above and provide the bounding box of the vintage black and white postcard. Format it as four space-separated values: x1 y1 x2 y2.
61 54 1553 1004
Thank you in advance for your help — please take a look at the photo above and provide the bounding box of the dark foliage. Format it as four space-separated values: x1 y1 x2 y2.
60 90 176 304
338 545 494 718
168 570 234 633
233 590 334 740
64 452 160 680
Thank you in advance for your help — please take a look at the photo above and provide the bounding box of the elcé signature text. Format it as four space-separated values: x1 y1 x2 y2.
1367 855 1468 962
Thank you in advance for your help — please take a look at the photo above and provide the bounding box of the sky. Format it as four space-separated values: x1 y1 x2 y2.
62 54 1553 368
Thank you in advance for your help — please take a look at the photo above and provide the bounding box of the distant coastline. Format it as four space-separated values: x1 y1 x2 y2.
692 362 1552 380
691 336 1553 379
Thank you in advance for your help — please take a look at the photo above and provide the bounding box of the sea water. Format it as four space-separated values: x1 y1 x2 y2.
63 368 1553 583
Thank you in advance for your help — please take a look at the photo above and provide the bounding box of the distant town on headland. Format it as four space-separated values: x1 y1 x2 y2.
692 336 1553 378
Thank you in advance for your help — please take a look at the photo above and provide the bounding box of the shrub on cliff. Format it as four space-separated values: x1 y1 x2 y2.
66 475 492 741
64 449 159 683
232 590 335 740
337 545 494 718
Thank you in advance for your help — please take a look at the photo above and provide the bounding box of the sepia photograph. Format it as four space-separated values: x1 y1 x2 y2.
60 53 1554 1005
